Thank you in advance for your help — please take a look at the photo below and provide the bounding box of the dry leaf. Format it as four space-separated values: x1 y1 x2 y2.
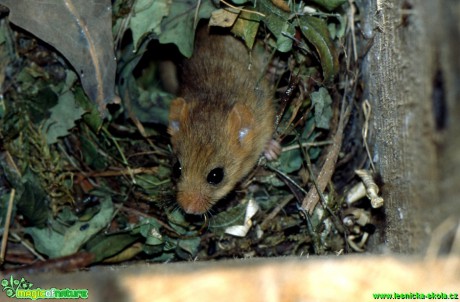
210 8 239 28
0 0 117 114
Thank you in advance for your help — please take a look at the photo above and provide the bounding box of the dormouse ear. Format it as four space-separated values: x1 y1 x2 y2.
227 103 255 144
168 97 188 135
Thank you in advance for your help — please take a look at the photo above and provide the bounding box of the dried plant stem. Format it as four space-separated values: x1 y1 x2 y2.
10 232 46 261
220 0 266 17
194 0 202 29
425 216 460 260
260 195 293 230
347 0 358 62
362 100 376 172
87 166 159 178
282 140 333 152
0 189 15 265
303 82 352 214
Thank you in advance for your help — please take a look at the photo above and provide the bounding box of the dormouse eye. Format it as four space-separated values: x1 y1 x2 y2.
173 161 182 179
207 167 224 185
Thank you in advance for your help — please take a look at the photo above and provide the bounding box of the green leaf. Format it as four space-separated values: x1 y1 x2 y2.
130 0 171 51
131 88 173 126
279 148 303 173
42 91 86 144
309 146 322 160
159 0 216 57
56 207 79 224
300 115 316 140
311 87 333 129
177 237 201 257
85 233 141 263
231 0 250 4
257 0 294 52
328 14 347 39
166 209 188 235
140 218 164 246
25 197 114 258
208 202 247 234
231 10 261 49
80 135 108 171
276 22 295 53
299 16 339 82
148 250 175 261
28 87 58 124
75 87 103 133
15 169 49 227
310 0 347 11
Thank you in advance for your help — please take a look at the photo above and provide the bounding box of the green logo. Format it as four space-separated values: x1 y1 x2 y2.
2 276 33 298
1 276 88 300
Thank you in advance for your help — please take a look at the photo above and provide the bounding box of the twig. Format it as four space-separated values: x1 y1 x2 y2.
220 0 266 17
282 140 333 152
102 127 137 184
10 232 46 261
297 205 320 254
5 151 20 175
303 151 333 216
2 252 94 275
302 81 352 214
451 221 460 256
0 189 15 265
115 0 136 49
85 166 159 178
362 100 376 172
425 216 459 260
260 195 293 230
117 205 181 235
347 0 358 62
194 0 202 29
275 75 300 131
267 165 309 197
355 169 383 208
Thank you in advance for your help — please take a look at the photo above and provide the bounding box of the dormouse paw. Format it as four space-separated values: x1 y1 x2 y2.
264 139 281 161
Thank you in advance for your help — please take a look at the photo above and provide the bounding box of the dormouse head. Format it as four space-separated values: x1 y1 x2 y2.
168 97 258 214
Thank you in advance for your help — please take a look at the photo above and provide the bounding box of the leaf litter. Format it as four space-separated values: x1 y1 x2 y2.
0 0 384 272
